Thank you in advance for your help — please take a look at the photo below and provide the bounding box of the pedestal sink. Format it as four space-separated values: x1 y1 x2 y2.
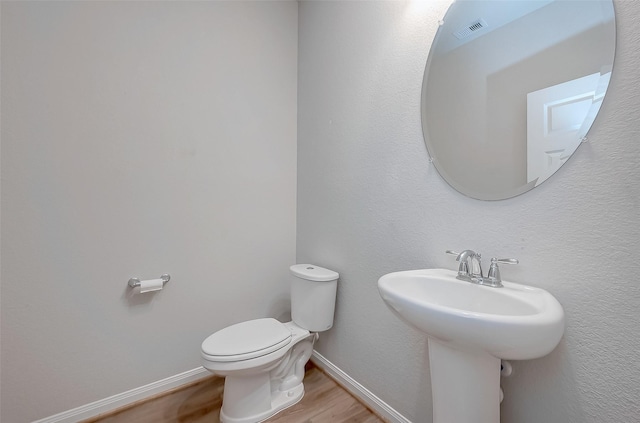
378 268 564 423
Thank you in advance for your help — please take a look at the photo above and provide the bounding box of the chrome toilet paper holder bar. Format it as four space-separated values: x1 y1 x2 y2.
128 274 171 288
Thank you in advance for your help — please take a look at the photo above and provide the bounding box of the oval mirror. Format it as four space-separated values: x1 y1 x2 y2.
421 0 616 200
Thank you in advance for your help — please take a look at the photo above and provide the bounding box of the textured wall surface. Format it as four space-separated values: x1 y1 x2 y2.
297 1 640 422
3 1 639 422
1 2 297 422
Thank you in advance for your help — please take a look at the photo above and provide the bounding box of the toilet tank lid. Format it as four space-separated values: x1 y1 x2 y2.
290 264 339 282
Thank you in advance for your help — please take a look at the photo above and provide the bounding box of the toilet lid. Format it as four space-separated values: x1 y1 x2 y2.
201 318 292 362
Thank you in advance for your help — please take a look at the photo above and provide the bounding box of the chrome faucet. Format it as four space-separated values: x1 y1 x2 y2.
446 250 518 288
448 249 483 283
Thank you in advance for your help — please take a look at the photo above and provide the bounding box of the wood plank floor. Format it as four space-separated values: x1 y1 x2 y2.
83 364 384 423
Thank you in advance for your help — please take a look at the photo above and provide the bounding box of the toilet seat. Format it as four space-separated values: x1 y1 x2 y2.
202 318 292 362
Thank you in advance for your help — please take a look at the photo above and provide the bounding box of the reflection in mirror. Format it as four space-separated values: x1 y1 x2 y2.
421 0 616 200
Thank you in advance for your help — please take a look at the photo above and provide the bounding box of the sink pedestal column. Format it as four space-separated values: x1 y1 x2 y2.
428 338 501 423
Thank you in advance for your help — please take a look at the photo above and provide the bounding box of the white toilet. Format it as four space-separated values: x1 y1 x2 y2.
201 264 339 423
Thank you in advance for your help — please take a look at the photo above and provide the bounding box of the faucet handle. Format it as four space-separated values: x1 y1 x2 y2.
445 250 459 257
485 257 519 287
493 258 519 265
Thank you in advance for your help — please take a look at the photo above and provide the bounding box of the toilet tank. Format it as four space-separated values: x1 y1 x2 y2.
289 264 339 332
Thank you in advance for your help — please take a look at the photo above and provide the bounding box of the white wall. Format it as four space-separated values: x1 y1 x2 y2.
0 2 297 422
298 1 640 422
3 1 639 422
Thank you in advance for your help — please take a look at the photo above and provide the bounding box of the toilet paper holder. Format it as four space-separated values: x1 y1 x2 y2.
128 274 171 289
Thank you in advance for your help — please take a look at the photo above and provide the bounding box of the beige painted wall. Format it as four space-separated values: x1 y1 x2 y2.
1 2 297 421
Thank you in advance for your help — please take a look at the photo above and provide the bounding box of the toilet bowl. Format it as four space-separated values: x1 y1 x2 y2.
201 264 339 423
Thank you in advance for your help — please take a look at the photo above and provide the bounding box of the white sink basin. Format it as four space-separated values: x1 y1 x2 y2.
378 268 564 360
378 268 565 423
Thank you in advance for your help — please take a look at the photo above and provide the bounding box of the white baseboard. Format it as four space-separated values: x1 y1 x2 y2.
311 350 412 423
35 352 410 423
33 367 211 423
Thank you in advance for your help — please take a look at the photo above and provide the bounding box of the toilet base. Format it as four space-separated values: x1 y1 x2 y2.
204 323 316 423
220 383 304 423
217 329 315 423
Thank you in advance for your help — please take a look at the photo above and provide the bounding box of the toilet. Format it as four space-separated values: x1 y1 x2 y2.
201 264 339 423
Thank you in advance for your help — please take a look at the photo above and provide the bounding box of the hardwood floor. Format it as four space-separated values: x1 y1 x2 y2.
83 364 384 423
